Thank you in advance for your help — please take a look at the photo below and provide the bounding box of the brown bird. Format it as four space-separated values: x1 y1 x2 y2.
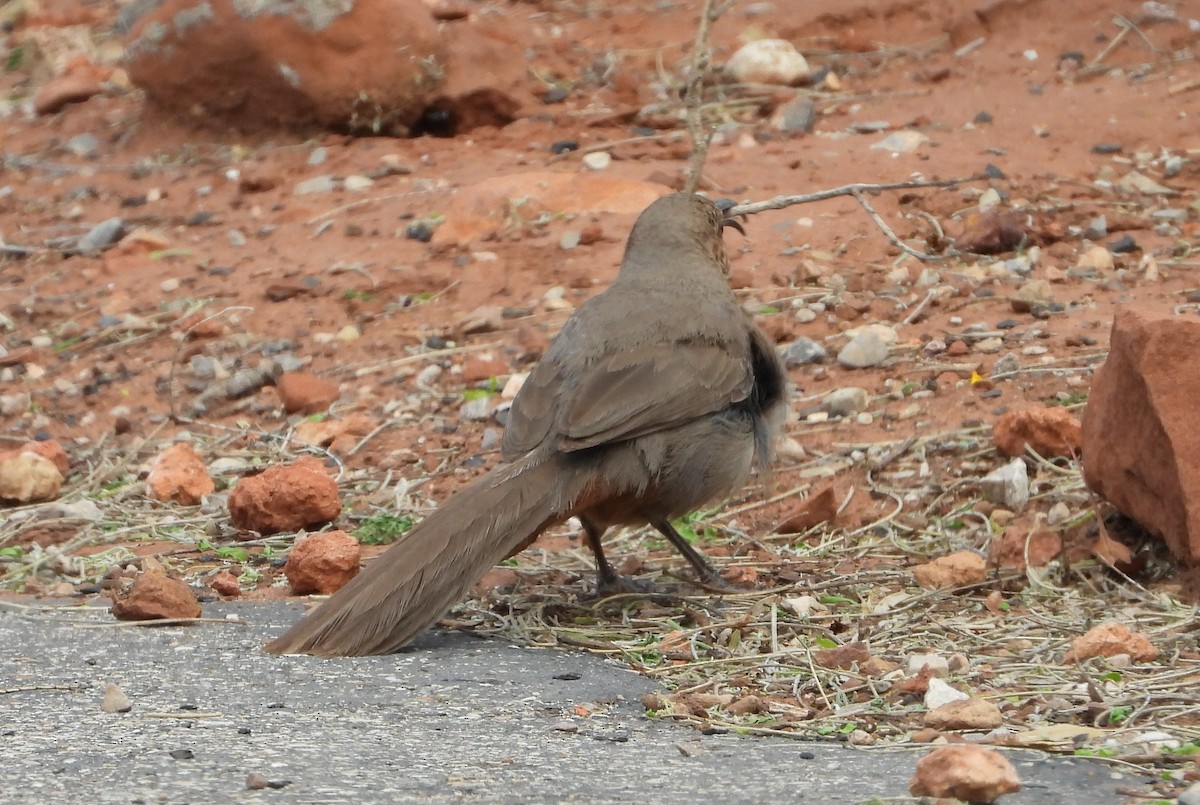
265 192 788 656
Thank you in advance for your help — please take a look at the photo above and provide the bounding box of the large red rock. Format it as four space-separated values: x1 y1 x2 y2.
228 456 342 534
123 0 444 133
427 15 532 133
1082 305 1200 565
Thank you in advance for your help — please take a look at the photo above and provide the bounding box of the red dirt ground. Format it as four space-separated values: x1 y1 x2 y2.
2 0 1199 585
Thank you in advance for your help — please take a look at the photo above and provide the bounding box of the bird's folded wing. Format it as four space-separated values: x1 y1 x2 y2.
555 340 751 451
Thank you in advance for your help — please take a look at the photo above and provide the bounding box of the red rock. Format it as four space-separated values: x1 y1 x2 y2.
993 407 1082 458
1083 305 1200 565
110 573 202 621
1064 621 1158 663
957 209 1027 255
0 451 64 503
293 413 376 451
912 551 986 589
228 456 342 534
431 15 529 132
460 353 509 384
284 530 361 594
988 522 1062 570
275 372 340 414
775 483 838 533
725 695 764 716
146 443 215 506
210 570 242 597
123 0 443 134
909 745 1022 801
34 61 107 115
946 339 970 357
924 697 1004 730
813 641 872 670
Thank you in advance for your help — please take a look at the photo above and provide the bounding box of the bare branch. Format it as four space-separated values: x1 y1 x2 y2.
726 173 988 217
850 188 938 261
681 0 730 193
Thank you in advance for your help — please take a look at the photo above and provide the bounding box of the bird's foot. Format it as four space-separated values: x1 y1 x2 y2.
689 569 756 594
592 574 660 600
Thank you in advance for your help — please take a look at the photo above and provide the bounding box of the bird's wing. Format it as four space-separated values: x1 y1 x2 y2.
503 336 751 457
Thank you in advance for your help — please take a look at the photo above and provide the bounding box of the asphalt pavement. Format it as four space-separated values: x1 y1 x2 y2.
0 600 1156 804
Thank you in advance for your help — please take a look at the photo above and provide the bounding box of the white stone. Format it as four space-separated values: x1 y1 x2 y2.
725 39 809 86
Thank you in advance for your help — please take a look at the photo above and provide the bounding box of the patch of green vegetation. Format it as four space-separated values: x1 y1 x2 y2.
1104 705 1133 725
463 377 502 402
1167 741 1200 755
814 722 857 736
196 540 249 562
1072 747 1118 758
343 289 376 302
354 514 414 545
5 46 23 72
671 511 719 544
813 636 838 649
758 305 781 315
54 336 82 352
817 595 854 606
0 546 25 559
304 413 328 423
1050 391 1088 407
462 388 495 402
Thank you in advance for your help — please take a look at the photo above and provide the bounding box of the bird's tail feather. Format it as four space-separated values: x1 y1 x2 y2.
265 456 580 656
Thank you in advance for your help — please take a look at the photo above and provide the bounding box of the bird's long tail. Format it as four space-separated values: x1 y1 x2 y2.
265 455 582 656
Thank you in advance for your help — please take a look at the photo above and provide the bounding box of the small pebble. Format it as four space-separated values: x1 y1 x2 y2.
406 221 434 242
582 152 611 170
782 337 826 367
101 683 132 713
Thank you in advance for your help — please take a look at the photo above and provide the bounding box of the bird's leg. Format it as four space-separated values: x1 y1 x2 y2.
581 516 656 597
650 518 739 590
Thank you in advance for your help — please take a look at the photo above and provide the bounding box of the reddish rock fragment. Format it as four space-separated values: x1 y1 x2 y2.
993 407 1082 458
813 641 872 670
146 443 215 506
909 745 1022 801
924 697 1004 730
957 209 1027 255
911 551 986 589
110 573 202 621
210 570 242 597
775 483 838 533
1064 621 1158 663
228 457 342 534
275 372 340 414
284 530 361 594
